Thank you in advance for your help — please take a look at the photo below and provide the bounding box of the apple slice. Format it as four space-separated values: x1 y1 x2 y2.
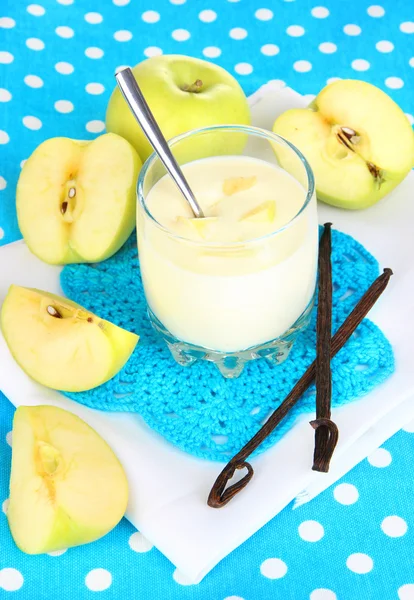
222 176 257 196
7 405 128 554
240 201 276 223
273 79 414 209
17 133 142 264
175 216 220 241
0 285 139 392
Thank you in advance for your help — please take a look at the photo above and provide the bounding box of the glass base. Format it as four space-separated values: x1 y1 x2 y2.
148 297 314 379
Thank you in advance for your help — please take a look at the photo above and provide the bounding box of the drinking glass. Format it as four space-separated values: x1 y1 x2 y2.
137 125 318 378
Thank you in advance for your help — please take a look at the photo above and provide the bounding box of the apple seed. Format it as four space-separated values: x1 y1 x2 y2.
46 305 63 318
367 161 382 182
68 187 76 199
61 201 68 215
340 127 357 140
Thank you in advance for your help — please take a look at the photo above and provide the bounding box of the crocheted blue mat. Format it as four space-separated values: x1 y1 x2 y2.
60 228 394 462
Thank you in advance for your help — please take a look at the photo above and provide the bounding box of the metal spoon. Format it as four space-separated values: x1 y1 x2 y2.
115 67 204 219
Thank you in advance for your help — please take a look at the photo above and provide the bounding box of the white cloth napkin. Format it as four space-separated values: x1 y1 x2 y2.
0 83 413 583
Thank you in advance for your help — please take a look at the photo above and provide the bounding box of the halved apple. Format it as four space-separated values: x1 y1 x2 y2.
17 133 142 264
7 405 128 554
273 79 414 209
0 285 139 392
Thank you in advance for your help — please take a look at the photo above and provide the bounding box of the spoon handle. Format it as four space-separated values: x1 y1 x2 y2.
115 68 204 219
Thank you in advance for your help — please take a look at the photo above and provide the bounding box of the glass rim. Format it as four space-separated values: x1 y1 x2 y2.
136 124 315 248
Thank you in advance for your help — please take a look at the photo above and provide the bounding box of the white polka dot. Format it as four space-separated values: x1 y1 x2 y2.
144 46 163 57
5 431 12 446
310 590 337 600
0 131 10 144
173 569 194 585
319 42 337 53
311 6 329 18
261 44 280 56
385 77 404 89
287 25 305 36
368 447 392 467
202 46 221 58
327 77 341 84
85 83 105 95
399 22 414 34
57 0 73 4
0 176 6 190
230 27 248 40
298 520 324 542
352 59 370 71
113 0 130 5
55 61 74 74
0 228 4 240
235 62 253 75
260 558 288 579
376 40 394 53
20 159 27 168
85 569 112 592
85 47 104 59
0 569 24 591
24 75 43 88
199 9 217 22
0 17 15 28
381 516 408 538
294 60 312 72
398 584 414 600
84 12 103 24
255 8 274 20
54 100 74 113
224 597 245 600
2 498 9 513
170 0 186 3
47 548 67 556
114 30 133 42
26 38 45 50
0 51 14 63
128 532 154 553
27 4 45 16
333 483 359 505
0 89 11 102
142 10 160 23
23 116 42 130
344 24 361 36
404 417 414 431
406 114 414 125
114 65 130 74
172 29 190 41
346 553 373 574
367 5 385 17
86 120 105 133
55 26 74 38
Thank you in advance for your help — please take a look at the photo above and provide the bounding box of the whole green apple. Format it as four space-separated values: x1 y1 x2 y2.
273 79 414 210
106 54 251 162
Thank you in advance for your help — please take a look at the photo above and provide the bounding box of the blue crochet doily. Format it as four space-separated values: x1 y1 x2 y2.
60 228 394 462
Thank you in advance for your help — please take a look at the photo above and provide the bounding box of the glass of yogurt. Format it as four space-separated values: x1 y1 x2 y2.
137 125 318 378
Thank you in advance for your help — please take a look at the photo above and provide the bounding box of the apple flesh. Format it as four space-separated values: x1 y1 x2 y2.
1 285 139 392
273 79 414 209
7 405 128 554
17 133 142 264
106 55 251 161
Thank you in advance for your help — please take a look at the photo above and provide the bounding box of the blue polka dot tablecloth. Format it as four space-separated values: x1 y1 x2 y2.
0 0 414 598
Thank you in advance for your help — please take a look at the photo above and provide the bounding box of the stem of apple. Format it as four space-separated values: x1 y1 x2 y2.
182 79 203 93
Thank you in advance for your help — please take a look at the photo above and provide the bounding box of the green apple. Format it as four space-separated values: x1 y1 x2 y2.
1 285 139 392
106 54 251 161
273 79 414 209
17 133 142 264
7 405 128 554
